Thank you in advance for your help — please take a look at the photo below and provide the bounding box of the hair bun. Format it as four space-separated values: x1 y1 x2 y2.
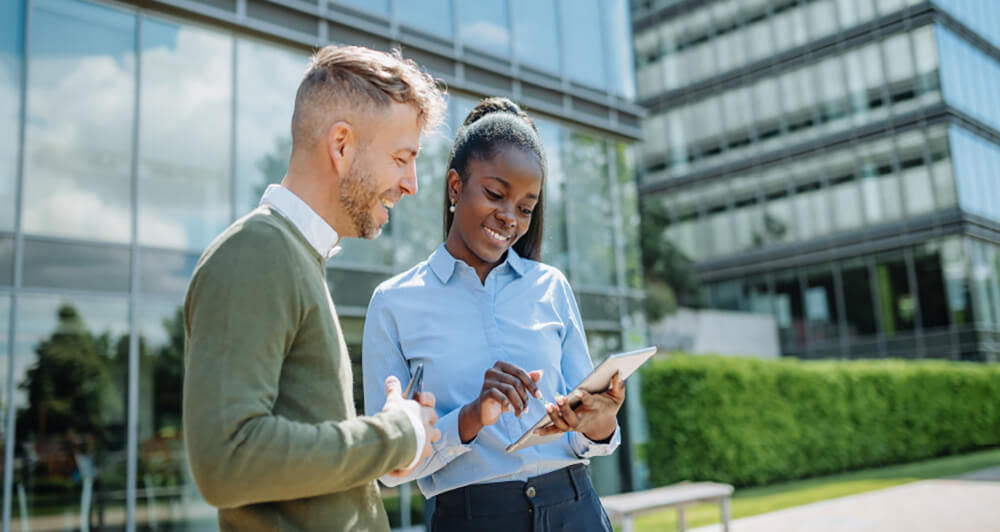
463 97 529 127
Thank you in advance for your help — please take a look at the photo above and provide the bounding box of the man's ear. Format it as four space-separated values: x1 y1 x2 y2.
327 121 355 175
446 168 463 204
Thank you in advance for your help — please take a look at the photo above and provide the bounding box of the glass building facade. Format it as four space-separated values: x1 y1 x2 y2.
0 0 646 530
634 0 1000 360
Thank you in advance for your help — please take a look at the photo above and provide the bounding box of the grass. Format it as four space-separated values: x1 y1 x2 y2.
629 446 1000 532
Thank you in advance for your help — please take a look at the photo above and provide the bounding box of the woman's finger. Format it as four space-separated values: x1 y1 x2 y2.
492 368 531 406
558 394 580 427
495 361 542 400
493 381 525 415
541 403 572 433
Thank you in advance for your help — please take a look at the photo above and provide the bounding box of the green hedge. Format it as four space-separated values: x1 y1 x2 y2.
640 355 1000 488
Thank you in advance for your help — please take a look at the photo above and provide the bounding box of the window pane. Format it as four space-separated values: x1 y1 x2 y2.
395 127 452 267
758 167 794 245
874 252 915 334
605 0 636 99
24 0 136 243
805 265 840 346
840 258 877 337
565 131 615 286
559 0 606 89
397 0 453 38
235 39 307 215
333 0 389 16
0 0 22 232
0 296 9 459
511 0 559 73
140 247 199 295
935 238 973 333
773 269 806 352
617 143 642 289
139 16 232 250
12 294 129 529
538 119 569 274
136 298 215 528
459 0 510 57
22 238 130 292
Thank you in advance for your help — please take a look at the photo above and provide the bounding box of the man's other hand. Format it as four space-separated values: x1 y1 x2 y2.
382 375 440 477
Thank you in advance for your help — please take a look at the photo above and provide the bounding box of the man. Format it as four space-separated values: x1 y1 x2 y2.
183 45 446 531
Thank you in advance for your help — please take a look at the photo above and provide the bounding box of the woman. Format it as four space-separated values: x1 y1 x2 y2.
362 98 623 531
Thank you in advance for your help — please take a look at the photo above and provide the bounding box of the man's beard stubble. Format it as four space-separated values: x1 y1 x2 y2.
338 157 383 239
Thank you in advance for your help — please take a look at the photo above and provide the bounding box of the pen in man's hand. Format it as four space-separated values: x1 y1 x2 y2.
404 363 424 400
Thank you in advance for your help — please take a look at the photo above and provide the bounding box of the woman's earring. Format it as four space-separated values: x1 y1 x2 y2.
449 203 456 213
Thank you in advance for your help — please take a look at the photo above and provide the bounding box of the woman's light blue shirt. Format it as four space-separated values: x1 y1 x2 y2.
362 245 620 497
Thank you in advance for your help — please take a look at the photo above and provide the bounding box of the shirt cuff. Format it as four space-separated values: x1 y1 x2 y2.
399 404 426 471
431 405 476 459
570 424 621 458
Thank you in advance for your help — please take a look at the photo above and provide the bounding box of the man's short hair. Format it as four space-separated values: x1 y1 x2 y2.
291 45 446 148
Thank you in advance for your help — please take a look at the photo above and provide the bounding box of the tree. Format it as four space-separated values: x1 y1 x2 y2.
639 200 704 322
152 306 185 436
16 304 119 446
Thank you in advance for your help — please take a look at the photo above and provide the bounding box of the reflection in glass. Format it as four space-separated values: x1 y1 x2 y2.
235 39 307 215
24 0 136 243
840 258 877 338
938 25 1000 133
772 270 805 351
12 295 129 530
0 0 22 231
327 268 391 310
805 266 840 346
912 243 950 331
333 0 389 16
512 0 559 73
604 0 636 99
950 125 1000 223
968 240 999 328
139 16 232 251
140 247 200 295
0 296 9 472
459 0 510 57
23 238 130 292
559 0 606 89
136 299 214 528
941 238 972 326
565 131 615 287
932 0 1000 56
0 235 12 285
395 128 452 267
537 119 568 274
617 143 642 289
397 0 453 38
874 253 915 334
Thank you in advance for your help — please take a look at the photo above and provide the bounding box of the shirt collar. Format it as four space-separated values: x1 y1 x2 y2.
259 184 342 260
428 244 526 284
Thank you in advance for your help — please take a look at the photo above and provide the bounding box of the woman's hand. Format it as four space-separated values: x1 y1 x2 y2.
459 361 543 443
535 372 625 442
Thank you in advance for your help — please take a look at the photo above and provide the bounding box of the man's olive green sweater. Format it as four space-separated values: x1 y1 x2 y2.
183 206 417 531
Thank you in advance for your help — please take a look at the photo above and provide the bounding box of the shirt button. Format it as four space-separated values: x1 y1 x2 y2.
525 486 536 498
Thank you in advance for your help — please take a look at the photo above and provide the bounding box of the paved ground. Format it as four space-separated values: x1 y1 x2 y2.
692 466 1000 532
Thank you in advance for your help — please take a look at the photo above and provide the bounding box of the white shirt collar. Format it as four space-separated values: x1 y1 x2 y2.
259 184 342 260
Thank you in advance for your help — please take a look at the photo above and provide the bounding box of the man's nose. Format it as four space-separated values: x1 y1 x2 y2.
400 160 418 196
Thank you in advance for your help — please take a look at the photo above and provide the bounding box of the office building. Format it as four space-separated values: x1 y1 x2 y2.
634 0 1000 360
0 0 646 529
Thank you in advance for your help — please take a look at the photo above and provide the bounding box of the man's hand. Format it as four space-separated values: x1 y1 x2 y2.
381 375 441 477
534 371 625 441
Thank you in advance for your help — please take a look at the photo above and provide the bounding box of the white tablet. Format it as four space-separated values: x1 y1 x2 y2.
505 346 658 453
